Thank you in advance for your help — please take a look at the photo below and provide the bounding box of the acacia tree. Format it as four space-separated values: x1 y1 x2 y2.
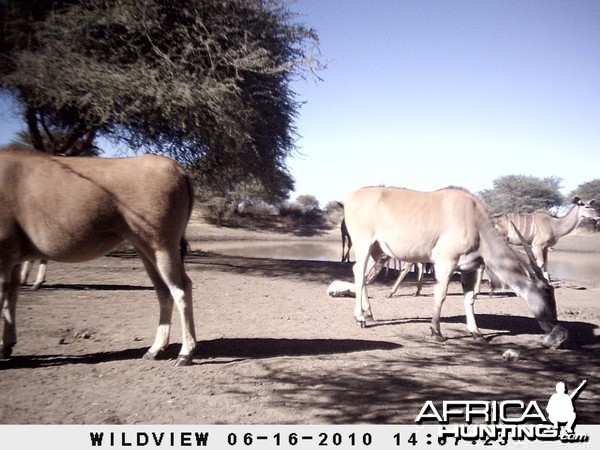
10 130 102 157
0 0 321 198
478 175 564 215
190 152 286 226
294 194 320 212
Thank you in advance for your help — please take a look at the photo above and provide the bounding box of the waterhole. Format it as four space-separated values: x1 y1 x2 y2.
198 241 599 284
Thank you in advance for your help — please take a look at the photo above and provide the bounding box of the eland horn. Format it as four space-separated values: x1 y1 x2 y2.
510 221 547 281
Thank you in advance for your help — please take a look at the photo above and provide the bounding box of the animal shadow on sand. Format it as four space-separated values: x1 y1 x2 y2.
369 312 599 349
31 283 154 292
0 338 402 370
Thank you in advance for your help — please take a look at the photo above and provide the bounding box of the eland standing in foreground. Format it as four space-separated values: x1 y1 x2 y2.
0 145 196 366
343 186 568 348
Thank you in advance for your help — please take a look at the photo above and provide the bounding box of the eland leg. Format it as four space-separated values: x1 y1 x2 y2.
32 260 48 290
430 262 454 342
154 249 196 366
472 265 484 299
541 247 550 281
137 247 196 366
352 244 381 327
352 253 370 327
138 253 175 361
415 263 424 296
387 261 414 298
20 261 32 286
461 270 487 343
532 245 549 281
364 251 388 285
1 264 21 359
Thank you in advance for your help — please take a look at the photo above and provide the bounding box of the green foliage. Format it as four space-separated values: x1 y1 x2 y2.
0 0 322 195
294 194 320 212
570 179 600 210
478 175 564 215
278 197 325 229
323 200 344 226
10 130 102 156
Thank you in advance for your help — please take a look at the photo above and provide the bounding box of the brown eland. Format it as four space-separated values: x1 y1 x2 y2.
0 145 196 366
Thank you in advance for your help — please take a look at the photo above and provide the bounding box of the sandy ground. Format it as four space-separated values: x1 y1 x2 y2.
0 215 598 424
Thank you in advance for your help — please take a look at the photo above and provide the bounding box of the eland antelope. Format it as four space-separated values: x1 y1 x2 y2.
492 197 598 280
0 145 197 366
343 186 568 348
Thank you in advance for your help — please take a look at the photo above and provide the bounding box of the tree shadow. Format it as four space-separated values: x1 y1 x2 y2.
195 337 401 362
184 253 354 283
247 345 600 424
369 313 599 349
202 213 333 237
0 338 401 370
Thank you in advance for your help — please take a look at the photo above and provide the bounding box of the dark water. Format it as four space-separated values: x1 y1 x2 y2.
199 241 599 284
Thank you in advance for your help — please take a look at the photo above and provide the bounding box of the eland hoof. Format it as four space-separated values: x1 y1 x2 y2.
142 351 157 361
174 355 193 367
356 319 367 329
542 324 569 349
471 332 488 344
1 345 13 360
430 330 445 343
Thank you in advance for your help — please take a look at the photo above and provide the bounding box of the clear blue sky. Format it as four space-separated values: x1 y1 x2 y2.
1 0 598 206
288 0 600 205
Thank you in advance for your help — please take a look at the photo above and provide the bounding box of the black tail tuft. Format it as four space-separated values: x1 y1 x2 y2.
180 237 191 262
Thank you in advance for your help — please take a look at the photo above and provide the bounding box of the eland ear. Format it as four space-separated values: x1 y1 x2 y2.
572 196 581 205
510 221 547 281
